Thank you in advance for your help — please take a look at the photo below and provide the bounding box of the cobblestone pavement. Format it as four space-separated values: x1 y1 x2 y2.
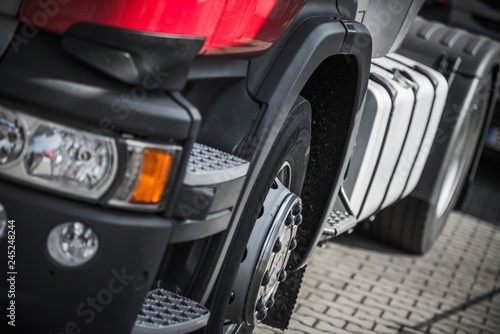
254 211 500 333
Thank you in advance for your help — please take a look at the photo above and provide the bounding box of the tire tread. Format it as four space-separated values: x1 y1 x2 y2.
368 196 430 254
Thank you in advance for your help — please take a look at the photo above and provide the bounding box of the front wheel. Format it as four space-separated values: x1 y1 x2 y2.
223 96 311 333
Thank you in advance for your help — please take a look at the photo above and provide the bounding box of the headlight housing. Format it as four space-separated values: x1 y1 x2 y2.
0 106 117 199
0 108 25 166
0 103 180 211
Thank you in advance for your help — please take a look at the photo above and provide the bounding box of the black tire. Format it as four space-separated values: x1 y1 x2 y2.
220 96 311 333
367 79 487 254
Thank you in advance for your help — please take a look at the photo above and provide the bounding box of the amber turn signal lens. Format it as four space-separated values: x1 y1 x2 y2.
131 149 173 204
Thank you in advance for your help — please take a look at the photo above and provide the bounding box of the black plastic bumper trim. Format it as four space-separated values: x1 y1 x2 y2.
62 23 205 91
171 209 232 244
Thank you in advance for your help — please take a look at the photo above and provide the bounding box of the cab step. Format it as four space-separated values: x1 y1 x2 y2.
323 191 358 237
184 143 249 186
323 209 357 237
132 289 209 334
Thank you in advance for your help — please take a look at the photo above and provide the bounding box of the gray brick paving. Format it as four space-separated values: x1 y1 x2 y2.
254 212 500 333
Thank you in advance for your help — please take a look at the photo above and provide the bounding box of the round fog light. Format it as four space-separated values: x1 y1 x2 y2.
0 203 7 239
47 222 99 266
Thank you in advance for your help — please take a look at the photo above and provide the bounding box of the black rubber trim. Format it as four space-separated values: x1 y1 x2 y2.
187 58 248 81
170 209 232 243
62 23 205 91
340 19 358 54
173 177 245 221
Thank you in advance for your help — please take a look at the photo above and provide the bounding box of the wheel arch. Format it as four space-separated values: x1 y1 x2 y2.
241 19 372 269
294 53 366 268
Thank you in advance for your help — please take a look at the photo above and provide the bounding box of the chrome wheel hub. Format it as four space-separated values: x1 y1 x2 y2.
225 175 303 327
253 193 301 323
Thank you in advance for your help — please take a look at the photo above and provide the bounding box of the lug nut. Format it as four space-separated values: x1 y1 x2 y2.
261 271 271 286
289 238 297 251
273 240 282 253
256 308 268 321
278 270 287 282
292 204 302 216
294 214 303 225
265 296 275 308
229 291 235 304
285 215 293 226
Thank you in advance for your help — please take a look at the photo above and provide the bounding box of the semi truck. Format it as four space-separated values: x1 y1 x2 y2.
0 0 499 333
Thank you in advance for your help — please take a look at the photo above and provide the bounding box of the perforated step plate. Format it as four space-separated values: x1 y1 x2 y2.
132 289 209 334
324 210 357 237
184 143 249 186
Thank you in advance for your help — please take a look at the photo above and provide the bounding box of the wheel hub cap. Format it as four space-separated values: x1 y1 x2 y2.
226 178 302 326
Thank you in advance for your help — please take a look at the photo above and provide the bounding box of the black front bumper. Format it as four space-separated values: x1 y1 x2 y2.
0 180 173 334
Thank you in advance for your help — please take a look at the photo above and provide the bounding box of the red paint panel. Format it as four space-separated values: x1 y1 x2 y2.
19 0 306 54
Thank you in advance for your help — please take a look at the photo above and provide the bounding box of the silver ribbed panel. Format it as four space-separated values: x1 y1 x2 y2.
132 289 209 334
184 143 249 186
324 210 357 237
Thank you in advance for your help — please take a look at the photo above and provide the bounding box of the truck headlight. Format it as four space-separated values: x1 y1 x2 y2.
24 123 117 197
0 105 117 199
0 108 25 166
0 103 181 210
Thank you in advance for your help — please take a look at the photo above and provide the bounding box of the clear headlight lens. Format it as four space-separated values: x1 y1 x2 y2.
0 108 25 166
0 105 117 199
24 124 116 196
0 103 181 210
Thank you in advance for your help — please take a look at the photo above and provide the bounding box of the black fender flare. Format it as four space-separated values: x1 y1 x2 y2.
241 17 372 270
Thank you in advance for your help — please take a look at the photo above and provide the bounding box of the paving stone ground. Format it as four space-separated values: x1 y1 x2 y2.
254 211 500 334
